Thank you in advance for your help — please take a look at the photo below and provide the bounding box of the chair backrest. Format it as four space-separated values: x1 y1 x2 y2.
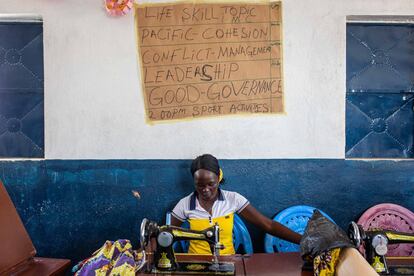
166 212 253 254
1 180 71 275
232 214 253 254
357 203 414 256
0 180 36 274
264 205 335 253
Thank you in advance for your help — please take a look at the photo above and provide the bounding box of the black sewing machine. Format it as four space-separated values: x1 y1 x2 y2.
139 218 235 275
348 221 414 274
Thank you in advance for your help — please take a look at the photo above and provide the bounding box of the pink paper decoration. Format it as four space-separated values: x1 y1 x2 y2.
105 0 133 16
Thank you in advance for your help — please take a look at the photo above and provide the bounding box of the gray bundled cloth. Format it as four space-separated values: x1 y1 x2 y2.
300 210 354 260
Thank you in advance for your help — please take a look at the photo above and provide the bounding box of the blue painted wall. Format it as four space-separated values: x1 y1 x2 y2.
2 159 414 263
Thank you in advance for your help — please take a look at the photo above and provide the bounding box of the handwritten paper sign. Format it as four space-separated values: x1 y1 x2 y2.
135 2 283 122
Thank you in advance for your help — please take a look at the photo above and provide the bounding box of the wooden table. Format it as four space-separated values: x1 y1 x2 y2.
139 252 414 275
242 253 311 276
386 256 414 275
139 252 310 275
6 257 71 276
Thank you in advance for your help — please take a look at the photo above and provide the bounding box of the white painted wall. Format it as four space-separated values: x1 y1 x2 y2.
1 0 413 159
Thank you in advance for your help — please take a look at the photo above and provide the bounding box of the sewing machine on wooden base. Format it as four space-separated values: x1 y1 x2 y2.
139 218 235 275
348 221 414 275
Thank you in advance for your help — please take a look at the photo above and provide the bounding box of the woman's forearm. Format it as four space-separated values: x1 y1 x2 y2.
268 221 302 244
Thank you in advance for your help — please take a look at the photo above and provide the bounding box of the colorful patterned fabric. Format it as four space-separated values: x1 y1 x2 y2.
313 248 342 276
73 239 142 276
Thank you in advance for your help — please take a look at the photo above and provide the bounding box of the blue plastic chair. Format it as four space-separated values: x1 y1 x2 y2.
232 214 253 254
264 205 335 253
166 212 253 254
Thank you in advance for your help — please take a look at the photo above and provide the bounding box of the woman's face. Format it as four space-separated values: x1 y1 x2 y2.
194 169 219 202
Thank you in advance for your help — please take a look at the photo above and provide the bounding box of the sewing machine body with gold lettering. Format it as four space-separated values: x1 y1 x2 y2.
348 221 414 274
140 218 235 275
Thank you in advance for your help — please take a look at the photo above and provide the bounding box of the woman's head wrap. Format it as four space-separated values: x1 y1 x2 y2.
191 154 224 183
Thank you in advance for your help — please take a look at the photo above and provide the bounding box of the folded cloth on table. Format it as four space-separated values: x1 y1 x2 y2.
72 239 145 276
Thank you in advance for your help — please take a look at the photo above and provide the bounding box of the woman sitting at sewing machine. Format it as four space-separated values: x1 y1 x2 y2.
170 154 302 255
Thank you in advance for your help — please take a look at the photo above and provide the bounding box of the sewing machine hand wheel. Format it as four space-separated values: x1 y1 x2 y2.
140 218 158 249
140 218 149 248
348 221 365 248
